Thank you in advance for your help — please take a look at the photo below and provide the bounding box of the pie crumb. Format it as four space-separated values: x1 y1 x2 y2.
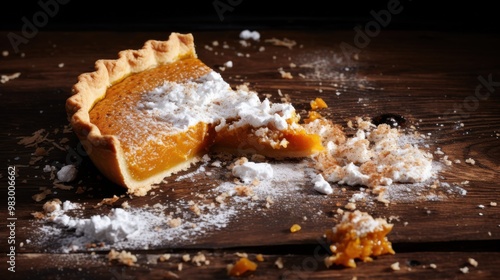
191 252 207 266
158 254 171 262
290 224 301 233
32 189 52 202
94 195 119 208
227 257 258 276
108 249 137 266
275 257 284 269
468 258 478 267
279 69 293 79
390 262 400 271
465 158 476 165
1 72 21 84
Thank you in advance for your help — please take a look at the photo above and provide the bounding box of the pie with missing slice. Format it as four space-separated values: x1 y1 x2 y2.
66 32 324 196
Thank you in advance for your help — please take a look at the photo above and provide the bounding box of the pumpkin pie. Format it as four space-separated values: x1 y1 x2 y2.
66 33 324 196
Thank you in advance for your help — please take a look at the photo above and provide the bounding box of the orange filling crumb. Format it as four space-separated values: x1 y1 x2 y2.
255 254 265 262
324 210 395 268
290 224 302 233
310 97 328 110
304 111 324 124
228 257 258 276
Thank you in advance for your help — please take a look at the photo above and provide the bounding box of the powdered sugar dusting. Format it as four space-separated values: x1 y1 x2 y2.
30 160 320 253
33 199 238 253
30 149 464 253
138 71 294 132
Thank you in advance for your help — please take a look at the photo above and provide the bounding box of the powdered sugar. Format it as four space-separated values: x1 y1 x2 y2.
312 174 333 195
239 30 261 41
138 71 294 132
53 208 142 244
34 199 238 253
232 161 274 184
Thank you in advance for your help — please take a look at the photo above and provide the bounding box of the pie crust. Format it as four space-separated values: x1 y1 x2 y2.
66 32 323 196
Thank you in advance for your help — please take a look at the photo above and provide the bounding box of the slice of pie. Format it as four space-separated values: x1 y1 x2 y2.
66 32 323 196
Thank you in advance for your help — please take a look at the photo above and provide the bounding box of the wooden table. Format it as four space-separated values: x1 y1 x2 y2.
1 29 499 279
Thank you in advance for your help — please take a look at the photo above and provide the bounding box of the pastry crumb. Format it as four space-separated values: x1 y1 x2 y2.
468 258 478 267
158 254 171 262
465 158 475 165
344 202 356 210
275 257 284 269
43 199 62 213
108 249 137 266
191 252 207 266
168 217 182 228
235 252 248 258
227 257 258 276
279 68 293 79
32 189 52 202
182 254 190 262
265 38 297 49
1 72 21 84
390 262 400 271
94 195 119 208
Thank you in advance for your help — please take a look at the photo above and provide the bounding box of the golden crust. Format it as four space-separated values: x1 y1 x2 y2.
66 33 199 196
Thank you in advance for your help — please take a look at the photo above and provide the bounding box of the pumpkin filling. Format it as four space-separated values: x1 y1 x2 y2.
89 57 323 181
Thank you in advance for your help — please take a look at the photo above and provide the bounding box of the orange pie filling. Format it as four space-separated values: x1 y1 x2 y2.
88 57 323 184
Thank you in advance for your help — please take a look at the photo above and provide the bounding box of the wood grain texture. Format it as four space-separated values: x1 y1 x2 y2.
0 30 499 279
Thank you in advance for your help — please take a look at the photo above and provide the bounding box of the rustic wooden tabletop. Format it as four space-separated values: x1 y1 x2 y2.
1 27 499 279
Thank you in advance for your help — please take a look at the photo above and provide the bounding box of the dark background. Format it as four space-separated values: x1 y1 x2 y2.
0 0 498 32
